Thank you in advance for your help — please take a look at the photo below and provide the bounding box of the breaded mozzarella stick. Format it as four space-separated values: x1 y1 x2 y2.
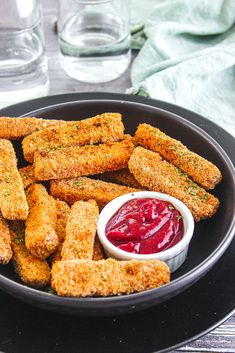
128 147 219 222
55 200 70 242
0 117 66 140
0 139 28 220
50 177 140 208
23 112 124 162
34 139 134 181
25 184 58 259
19 165 36 189
51 259 170 297
51 237 105 265
61 200 99 260
135 124 222 190
50 200 70 265
0 214 12 264
10 225 50 288
98 169 143 189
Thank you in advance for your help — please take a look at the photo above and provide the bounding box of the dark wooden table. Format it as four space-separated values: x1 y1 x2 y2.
3 1 234 352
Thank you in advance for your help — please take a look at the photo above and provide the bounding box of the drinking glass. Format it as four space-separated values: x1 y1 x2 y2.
57 0 131 83
0 0 49 109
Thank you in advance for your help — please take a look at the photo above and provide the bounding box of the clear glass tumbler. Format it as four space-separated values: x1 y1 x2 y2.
0 0 49 109
58 0 131 83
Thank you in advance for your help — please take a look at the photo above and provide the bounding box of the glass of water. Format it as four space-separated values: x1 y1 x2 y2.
0 0 49 109
58 0 131 83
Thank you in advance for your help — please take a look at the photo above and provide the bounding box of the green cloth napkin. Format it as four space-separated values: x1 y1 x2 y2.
130 0 235 136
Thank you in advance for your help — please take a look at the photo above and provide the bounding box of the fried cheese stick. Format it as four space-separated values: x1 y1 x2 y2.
23 112 124 162
52 258 170 297
51 236 105 264
0 117 66 140
10 224 50 288
34 139 135 181
50 177 140 208
61 200 99 261
55 200 70 242
0 139 28 220
135 124 222 190
25 184 58 259
128 147 219 222
19 165 36 189
50 200 70 265
0 214 12 264
98 169 143 189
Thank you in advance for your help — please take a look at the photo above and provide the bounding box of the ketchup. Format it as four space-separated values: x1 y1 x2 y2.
105 198 184 254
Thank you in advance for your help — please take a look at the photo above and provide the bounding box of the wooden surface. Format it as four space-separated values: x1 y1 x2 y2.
33 1 235 352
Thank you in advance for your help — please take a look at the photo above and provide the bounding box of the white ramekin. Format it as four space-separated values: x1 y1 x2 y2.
97 191 194 272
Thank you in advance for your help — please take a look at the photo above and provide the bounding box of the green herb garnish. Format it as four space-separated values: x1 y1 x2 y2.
3 190 11 197
187 186 198 196
14 236 25 245
73 180 84 187
71 124 80 130
201 194 208 202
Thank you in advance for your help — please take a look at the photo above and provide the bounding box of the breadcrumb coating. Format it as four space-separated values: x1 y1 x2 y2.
49 200 70 265
19 165 36 189
97 169 144 189
0 214 12 264
51 236 105 265
50 177 140 208
51 258 170 297
25 184 59 259
128 147 219 222
50 243 63 266
34 139 135 181
93 236 105 261
135 124 222 190
0 117 66 140
23 112 124 162
10 224 50 288
61 200 99 261
55 200 70 242
0 139 28 220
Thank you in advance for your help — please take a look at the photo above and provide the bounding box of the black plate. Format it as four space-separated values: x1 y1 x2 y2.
0 93 234 318
0 93 234 352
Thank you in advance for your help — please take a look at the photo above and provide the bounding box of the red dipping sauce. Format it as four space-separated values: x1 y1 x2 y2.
105 198 184 254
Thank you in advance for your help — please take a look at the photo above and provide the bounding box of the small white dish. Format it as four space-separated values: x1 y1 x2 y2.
97 191 194 272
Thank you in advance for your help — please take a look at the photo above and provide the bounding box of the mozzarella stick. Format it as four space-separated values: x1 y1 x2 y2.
51 237 104 264
50 177 140 208
10 224 50 288
98 169 144 189
25 184 58 259
23 112 124 162
51 259 170 297
19 165 36 189
0 214 12 264
55 200 70 242
50 200 70 265
0 117 66 140
61 200 99 261
135 124 222 190
0 139 28 220
128 147 219 222
34 139 135 181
